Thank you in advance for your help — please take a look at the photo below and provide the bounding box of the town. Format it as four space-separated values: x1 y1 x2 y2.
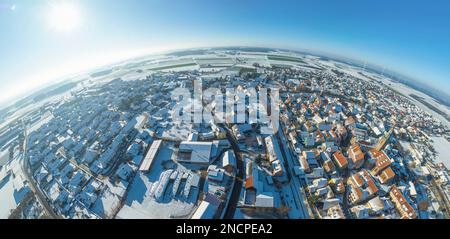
0 49 449 219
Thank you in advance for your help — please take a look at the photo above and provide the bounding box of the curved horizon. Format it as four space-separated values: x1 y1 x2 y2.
1 0 450 106
1 44 449 110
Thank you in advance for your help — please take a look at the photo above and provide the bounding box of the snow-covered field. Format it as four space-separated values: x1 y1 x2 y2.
0 173 16 218
0 158 30 218
432 137 450 168
0 150 9 166
90 187 121 219
28 111 54 133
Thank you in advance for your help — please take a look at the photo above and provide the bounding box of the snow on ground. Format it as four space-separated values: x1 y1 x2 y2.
116 142 199 218
117 175 197 219
28 111 54 133
0 150 9 167
0 158 30 218
279 185 302 219
161 124 191 141
431 137 450 168
90 187 121 219
317 58 450 128
0 88 73 131
121 70 151 81
0 173 16 218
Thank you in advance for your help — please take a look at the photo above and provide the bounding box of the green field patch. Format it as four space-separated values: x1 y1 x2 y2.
148 63 197 71
267 55 307 64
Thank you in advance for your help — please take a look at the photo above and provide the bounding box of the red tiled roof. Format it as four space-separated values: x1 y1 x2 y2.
348 144 365 164
390 185 417 219
345 116 355 126
376 156 391 169
351 186 364 202
379 167 395 184
351 173 364 187
367 180 379 195
333 151 348 168
369 149 389 164
245 176 254 189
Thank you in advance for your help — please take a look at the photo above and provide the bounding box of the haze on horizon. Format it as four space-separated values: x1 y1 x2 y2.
1 0 449 106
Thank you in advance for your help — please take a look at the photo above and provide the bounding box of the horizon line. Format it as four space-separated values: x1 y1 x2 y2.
1 44 448 111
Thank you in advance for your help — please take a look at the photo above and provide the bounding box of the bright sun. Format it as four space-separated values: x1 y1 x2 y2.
47 2 82 33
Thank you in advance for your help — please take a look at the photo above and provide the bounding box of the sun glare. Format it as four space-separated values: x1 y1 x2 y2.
47 2 82 33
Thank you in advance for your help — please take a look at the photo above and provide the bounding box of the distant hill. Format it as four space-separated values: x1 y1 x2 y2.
90 69 113 78
0 81 79 120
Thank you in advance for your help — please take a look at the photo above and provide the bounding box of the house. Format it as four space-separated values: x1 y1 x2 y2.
323 159 336 174
308 178 327 193
322 198 341 211
272 160 283 177
265 136 284 176
378 167 395 184
315 186 330 197
325 205 345 219
366 149 384 167
345 116 356 127
188 132 199 141
307 167 325 179
178 141 213 164
265 136 283 163
351 205 370 219
255 192 275 208
207 165 225 182
348 170 378 204
201 131 215 140
389 185 417 219
244 161 276 208
116 163 134 182
329 178 345 194
68 171 87 194
333 151 348 170
299 154 311 173
347 144 365 169
303 150 318 171
366 196 389 215
370 150 392 175
293 166 305 177
222 150 236 173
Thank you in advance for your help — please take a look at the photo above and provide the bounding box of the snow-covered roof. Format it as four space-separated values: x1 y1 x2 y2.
222 150 236 168
191 200 218 219
179 141 212 164
139 140 162 171
255 192 274 208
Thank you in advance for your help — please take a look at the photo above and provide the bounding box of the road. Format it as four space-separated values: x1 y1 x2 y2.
21 124 59 219
222 125 245 219
220 120 311 219
275 124 311 219
429 178 450 218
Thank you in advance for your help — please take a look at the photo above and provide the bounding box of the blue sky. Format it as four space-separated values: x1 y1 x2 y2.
0 0 449 105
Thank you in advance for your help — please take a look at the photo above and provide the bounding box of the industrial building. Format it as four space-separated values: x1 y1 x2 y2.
139 140 162 172
178 141 214 164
